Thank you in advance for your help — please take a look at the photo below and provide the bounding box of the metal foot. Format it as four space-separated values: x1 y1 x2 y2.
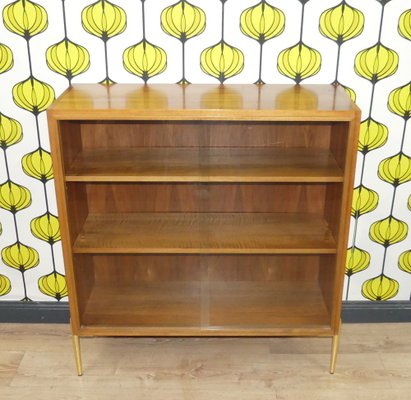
72 335 83 376
329 324 341 374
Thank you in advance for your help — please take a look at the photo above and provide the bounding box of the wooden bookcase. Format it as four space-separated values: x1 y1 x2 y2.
47 84 360 375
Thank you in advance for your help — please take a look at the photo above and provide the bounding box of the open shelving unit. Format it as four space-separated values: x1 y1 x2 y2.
47 83 360 375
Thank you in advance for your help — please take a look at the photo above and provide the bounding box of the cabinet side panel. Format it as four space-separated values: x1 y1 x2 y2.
47 116 81 332
318 255 336 318
66 184 89 246
330 117 361 330
324 184 343 243
73 254 95 319
322 117 360 332
60 121 83 168
330 122 349 171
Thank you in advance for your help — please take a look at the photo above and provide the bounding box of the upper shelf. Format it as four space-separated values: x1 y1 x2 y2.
48 84 360 121
65 147 343 183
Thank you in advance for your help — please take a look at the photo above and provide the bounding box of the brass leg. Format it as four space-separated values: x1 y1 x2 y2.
329 321 342 374
72 335 83 376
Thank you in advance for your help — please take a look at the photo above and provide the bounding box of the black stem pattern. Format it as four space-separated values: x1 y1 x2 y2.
349 1 387 299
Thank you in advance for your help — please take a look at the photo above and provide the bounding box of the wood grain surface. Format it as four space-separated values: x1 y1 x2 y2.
65 147 343 182
48 84 359 121
72 212 337 254
46 83 360 363
1 323 410 400
78 281 330 336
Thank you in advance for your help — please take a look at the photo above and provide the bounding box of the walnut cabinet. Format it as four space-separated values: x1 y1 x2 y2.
47 84 360 375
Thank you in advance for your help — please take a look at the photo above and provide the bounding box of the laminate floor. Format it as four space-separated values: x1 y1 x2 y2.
0 323 410 400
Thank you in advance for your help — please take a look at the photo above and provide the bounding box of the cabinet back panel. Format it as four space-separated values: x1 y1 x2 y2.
78 121 332 149
70 183 326 214
88 254 320 284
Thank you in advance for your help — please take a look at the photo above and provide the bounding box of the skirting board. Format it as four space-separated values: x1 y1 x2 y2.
0 301 410 324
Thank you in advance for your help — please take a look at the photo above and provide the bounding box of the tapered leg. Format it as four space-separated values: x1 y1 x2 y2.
72 335 83 376
329 322 341 374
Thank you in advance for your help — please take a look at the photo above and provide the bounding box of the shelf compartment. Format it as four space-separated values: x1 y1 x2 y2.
80 280 331 336
47 84 360 372
65 147 343 183
72 212 337 254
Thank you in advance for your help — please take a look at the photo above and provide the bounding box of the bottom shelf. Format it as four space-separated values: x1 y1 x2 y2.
80 280 332 336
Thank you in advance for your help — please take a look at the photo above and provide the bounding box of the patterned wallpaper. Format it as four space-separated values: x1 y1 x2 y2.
0 0 410 302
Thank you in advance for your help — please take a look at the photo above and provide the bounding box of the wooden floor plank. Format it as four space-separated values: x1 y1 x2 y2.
0 351 25 386
0 323 410 399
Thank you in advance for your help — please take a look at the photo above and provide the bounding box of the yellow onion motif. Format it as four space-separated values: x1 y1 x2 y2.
362 274 399 301
161 0 206 42
82 0 126 41
0 274 11 296
345 246 370 276
399 250 411 274
351 185 378 218
200 41 244 83
12 77 54 115
1 242 39 272
0 113 22 149
46 39 90 83
277 42 321 83
319 1 364 44
0 43 13 74
398 9 411 41
22 148 53 182
388 82 411 120
354 43 399 83
30 212 61 245
0 180 31 214
38 271 68 300
341 84 356 102
378 153 411 187
240 1 285 43
409 194 411 211
123 40 167 83
3 0 48 39
358 118 388 154
369 216 408 248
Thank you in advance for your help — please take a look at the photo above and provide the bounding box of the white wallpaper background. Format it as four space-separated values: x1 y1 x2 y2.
0 0 410 302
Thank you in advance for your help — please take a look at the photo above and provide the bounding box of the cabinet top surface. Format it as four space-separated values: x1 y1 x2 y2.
48 84 359 121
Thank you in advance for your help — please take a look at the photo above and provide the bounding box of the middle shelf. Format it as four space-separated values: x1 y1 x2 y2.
65 147 343 183
72 212 337 254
